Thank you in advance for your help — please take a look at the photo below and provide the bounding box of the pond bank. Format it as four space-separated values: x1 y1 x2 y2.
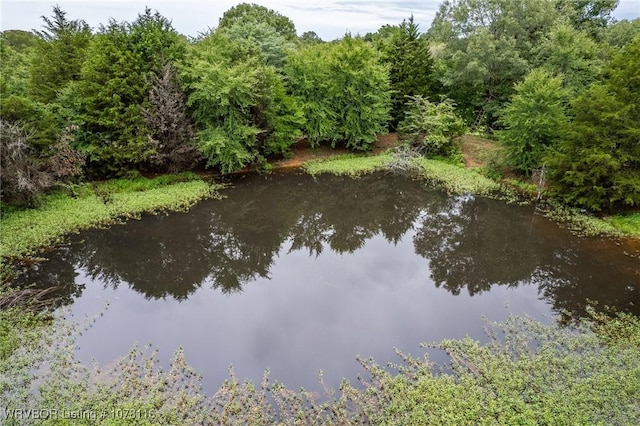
0 173 220 261
300 150 640 242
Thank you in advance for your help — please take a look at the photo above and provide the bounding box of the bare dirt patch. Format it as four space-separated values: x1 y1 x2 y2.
272 133 400 169
459 134 503 169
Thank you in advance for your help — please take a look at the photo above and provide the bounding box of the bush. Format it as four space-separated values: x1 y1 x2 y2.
0 120 52 206
398 95 466 158
1 312 638 425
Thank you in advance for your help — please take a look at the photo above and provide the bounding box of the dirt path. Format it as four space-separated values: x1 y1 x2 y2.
272 133 400 169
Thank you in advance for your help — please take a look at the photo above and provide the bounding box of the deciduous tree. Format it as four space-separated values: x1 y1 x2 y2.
498 68 569 175
286 35 390 150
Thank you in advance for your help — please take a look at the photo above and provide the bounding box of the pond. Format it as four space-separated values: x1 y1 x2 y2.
19 171 640 393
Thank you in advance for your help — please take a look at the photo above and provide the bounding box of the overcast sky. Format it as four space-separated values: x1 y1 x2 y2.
1 0 639 41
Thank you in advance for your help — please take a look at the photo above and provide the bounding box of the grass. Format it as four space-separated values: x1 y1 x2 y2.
302 152 501 196
417 157 501 196
302 153 391 176
0 173 219 260
608 213 640 236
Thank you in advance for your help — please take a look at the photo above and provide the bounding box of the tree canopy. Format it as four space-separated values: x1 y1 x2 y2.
1 2 638 214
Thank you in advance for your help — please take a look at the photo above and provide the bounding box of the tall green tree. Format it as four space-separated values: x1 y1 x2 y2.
218 20 296 71
183 30 302 173
546 36 640 210
286 35 391 150
0 30 57 151
217 3 297 41
498 68 569 175
535 22 601 92
76 9 186 175
0 31 37 97
428 0 559 127
378 16 434 130
555 0 619 39
29 6 92 104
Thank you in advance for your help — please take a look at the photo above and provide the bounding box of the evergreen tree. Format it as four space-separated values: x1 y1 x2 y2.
382 16 434 131
30 6 92 104
76 9 186 175
546 36 640 210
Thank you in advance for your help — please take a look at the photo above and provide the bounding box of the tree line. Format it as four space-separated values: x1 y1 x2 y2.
1 1 639 211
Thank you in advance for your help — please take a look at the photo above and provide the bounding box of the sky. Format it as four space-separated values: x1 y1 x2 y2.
1 0 639 41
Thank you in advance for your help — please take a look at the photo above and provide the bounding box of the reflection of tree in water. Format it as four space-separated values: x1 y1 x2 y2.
18 246 85 307
533 246 640 321
411 193 640 318
17 171 640 319
412 194 549 295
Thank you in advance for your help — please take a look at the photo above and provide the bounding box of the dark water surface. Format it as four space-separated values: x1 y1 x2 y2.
20 172 640 392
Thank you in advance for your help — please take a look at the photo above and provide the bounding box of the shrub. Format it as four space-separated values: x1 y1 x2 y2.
398 95 466 158
0 120 52 206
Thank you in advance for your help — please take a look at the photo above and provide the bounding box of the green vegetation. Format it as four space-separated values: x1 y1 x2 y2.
0 174 217 260
302 154 391 176
372 16 435 130
417 158 500 196
608 213 640 236
399 95 466 158
498 68 569 175
286 35 390 150
2 1 638 213
546 36 640 211
1 308 638 425
1 1 639 423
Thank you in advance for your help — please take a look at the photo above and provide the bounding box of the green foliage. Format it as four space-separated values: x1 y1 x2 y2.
299 30 323 46
29 6 92 104
184 30 302 173
417 157 501 196
546 36 640 211
399 95 466 158
498 68 569 175
218 20 296 71
539 200 624 237
555 0 619 39
287 35 391 150
377 16 435 129
0 175 215 260
302 152 500 196
0 95 58 150
536 22 601 91
0 31 36 97
303 154 391 176
376 314 640 425
3 311 637 425
607 213 640 236
429 0 557 126
77 9 187 175
604 18 640 48
217 3 297 41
